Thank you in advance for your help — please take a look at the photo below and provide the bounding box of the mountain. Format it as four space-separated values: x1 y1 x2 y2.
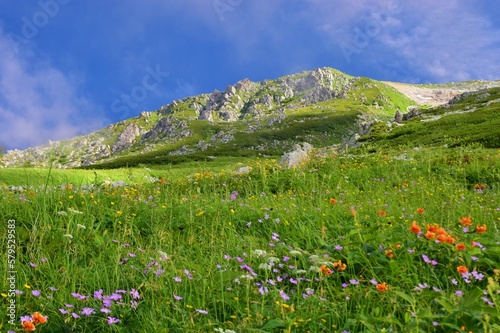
1 67 499 169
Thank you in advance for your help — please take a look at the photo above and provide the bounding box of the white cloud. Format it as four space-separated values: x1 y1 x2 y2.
303 0 500 82
0 29 106 150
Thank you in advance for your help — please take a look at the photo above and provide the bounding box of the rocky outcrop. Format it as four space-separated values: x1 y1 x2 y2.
279 143 313 168
142 117 192 141
111 124 140 152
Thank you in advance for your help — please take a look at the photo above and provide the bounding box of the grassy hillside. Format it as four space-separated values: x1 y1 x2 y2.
1 146 499 332
360 87 500 149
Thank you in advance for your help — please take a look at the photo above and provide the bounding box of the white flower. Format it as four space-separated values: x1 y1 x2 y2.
63 234 74 239
77 224 86 229
252 249 267 257
289 250 302 256
68 208 83 214
57 211 68 216
308 255 319 262
267 256 280 263
258 263 272 271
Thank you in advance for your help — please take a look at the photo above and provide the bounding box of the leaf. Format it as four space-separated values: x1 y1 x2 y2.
459 286 482 308
261 319 286 331
393 290 415 306
434 297 455 314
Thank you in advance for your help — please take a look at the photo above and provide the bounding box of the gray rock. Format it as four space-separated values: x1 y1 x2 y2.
279 143 313 168
111 124 140 152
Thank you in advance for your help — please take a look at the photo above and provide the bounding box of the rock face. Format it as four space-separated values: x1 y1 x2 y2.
279 143 313 168
112 124 140 152
142 117 192 141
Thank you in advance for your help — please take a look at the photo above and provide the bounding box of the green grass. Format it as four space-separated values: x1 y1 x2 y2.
1 146 499 332
360 88 500 149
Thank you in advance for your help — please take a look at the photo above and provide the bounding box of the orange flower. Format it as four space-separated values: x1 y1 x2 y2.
32 312 47 324
444 235 456 244
22 321 36 331
376 282 388 291
436 227 447 236
459 216 472 226
410 221 421 234
436 233 447 243
384 249 394 258
416 207 425 214
333 260 347 271
474 184 486 190
425 231 436 240
455 243 466 251
319 265 332 276
427 224 439 232
457 266 468 274
377 210 387 217
329 198 337 205
476 224 487 234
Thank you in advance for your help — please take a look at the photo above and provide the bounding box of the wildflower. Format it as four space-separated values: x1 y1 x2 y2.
377 210 387 217
174 294 182 300
424 231 436 240
329 198 337 205
457 266 468 274
319 265 333 276
31 290 41 297
459 216 472 226
32 312 47 324
376 282 388 291
333 260 347 271
455 290 463 297
81 308 95 316
279 290 290 301
476 224 487 234
22 320 36 331
416 207 425 214
410 221 421 234
384 249 394 258
455 243 466 251
107 317 120 324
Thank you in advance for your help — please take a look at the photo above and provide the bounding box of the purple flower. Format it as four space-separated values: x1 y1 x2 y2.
272 233 280 241
370 279 378 285
130 289 140 299
100 308 111 314
196 309 208 314
30 262 36 267
94 289 104 299
20 315 32 322
107 317 120 324
64 303 74 308
349 279 359 285
258 286 269 295
59 308 68 314
72 313 80 319
231 191 238 201
335 244 343 251
174 294 182 300
455 290 463 297
81 307 95 316
40 258 47 263
279 290 290 301
49 286 58 291
31 290 41 297
342 283 349 288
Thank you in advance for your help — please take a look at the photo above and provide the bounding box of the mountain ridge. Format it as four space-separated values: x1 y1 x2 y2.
1 67 499 169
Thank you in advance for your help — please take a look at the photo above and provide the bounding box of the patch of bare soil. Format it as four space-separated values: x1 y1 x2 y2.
383 81 466 106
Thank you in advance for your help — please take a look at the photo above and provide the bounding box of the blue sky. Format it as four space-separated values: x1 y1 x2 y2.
1 0 499 150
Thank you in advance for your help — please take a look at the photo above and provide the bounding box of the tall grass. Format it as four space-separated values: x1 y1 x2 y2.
1 146 499 332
